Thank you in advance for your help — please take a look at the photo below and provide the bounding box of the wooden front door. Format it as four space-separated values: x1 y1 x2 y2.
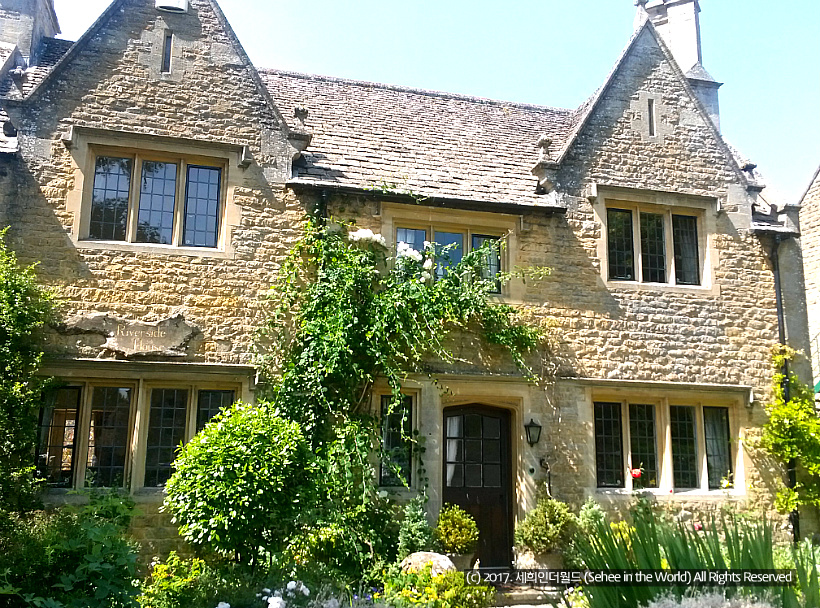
442 405 513 568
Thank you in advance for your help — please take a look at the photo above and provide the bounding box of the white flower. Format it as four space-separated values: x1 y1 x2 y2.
422 258 433 270
263 589 271 595
397 241 423 262
268 597 286 608
348 228 387 248
216 603 231 608
302 587 310 597
287 581 297 591
421 271 433 283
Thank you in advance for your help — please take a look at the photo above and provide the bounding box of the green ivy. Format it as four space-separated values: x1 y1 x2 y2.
0 228 54 511
760 345 820 511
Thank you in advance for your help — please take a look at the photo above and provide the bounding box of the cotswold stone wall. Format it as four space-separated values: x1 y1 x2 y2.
801 170 820 385
2 0 306 365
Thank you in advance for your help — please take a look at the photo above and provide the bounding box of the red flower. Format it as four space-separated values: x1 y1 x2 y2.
630 468 642 479
693 522 703 531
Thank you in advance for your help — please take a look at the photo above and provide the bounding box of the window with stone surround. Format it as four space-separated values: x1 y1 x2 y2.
606 206 701 285
379 394 414 487
593 397 735 493
36 382 239 491
85 149 226 248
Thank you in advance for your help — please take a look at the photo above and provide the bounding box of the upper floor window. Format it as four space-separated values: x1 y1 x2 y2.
396 226 502 293
89 152 224 248
607 207 701 286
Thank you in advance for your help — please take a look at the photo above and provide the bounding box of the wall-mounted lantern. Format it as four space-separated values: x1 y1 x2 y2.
524 418 542 447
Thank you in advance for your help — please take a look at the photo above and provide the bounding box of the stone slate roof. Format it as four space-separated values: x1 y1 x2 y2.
0 37 73 101
0 42 16 69
261 69 576 208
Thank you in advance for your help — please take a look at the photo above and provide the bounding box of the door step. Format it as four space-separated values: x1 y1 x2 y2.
493 587 564 607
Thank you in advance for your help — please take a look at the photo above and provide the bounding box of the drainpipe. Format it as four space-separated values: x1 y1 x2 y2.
316 189 329 226
769 234 799 542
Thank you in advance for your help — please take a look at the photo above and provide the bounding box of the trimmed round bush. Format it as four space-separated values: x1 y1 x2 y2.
435 503 479 555
163 402 315 564
514 496 576 554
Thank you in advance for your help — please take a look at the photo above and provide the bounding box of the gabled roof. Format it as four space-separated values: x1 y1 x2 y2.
261 69 574 208
553 19 749 191
799 165 820 206
0 37 73 101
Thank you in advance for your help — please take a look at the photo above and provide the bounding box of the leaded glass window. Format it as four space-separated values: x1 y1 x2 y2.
472 234 501 293
196 389 235 433
90 157 132 241
380 395 413 486
703 407 732 489
607 209 634 281
144 388 188 488
86 387 132 488
640 212 666 283
629 403 658 488
36 387 82 487
670 405 699 489
594 402 624 488
136 161 177 244
673 215 700 285
184 166 222 248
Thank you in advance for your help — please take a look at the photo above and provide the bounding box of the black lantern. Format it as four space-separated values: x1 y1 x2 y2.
524 418 542 447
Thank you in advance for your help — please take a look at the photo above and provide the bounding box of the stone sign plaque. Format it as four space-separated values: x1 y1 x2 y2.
61 313 199 358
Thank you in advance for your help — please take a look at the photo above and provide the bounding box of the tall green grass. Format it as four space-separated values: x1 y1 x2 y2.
572 503 819 608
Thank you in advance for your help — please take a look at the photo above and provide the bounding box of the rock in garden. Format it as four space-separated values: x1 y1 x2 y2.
400 552 456 576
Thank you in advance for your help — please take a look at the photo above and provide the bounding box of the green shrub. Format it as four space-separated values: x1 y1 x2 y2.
380 564 495 608
397 495 435 560
163 402 316 566
0 491 140 608
434 504 478 555
564 498 605 568
513 496 576 554
0 229 54 511
137 553 264 608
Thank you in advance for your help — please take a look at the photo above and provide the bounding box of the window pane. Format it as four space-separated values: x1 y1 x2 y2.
136 161 177 244
594 402 624 488
196 390 235 433
380 395 413 486
670 405 699 489
607 209 634 281
144 388 189 488
87 387 132 488
704 407 732 489
629 403 658 488
397 228 426 254
640 212 667 283
183 166 222 248
434 232 463 278
90 157 131 241
37 387 82 487
472 234 501 293
673 215 700 285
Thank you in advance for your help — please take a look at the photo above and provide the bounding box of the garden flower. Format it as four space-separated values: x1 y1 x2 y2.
287 581 297 591
348 228 387 248
693 521 704 531
423 258 433 270
397 241 423 262
216 603 230 608
268 597 286 608
631 468 642 479
302 587 310 597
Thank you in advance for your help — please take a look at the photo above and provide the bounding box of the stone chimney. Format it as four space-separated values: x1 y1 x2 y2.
0 0 60 63
635 0 722 131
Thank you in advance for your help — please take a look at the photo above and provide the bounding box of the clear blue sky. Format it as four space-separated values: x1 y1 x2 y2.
53 0 820 204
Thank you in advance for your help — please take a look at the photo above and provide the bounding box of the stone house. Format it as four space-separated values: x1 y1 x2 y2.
800 167 820 396
0 0 812 565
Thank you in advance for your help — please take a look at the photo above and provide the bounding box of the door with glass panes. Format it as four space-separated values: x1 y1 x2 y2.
442 405 512 568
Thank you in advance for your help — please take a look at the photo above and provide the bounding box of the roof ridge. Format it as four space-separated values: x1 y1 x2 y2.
259 67 574 114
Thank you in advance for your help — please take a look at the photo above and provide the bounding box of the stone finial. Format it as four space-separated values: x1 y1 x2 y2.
535 134 552 163
294 105 309 128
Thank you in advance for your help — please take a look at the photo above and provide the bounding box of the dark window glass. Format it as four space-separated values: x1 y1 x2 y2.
36 387 82 487
629 403 658 488
594 402 624 488
607 209 634 281
445 412 503 489
670 405 699 489
183 166 221 248
161 32 173 73
704 407 732 489
672 215 700 285
90 157 131 241
640 212 666 283
86 387 132 487
144 388 188 488
434 231 464 278
136 161 177 244
472 234 501 293
648 98 656 137
380 395 413 486
396 228 426 254
196 390 235 433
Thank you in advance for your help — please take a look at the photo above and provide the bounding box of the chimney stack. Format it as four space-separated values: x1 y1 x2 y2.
635 0 722 132
0 0 60 64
